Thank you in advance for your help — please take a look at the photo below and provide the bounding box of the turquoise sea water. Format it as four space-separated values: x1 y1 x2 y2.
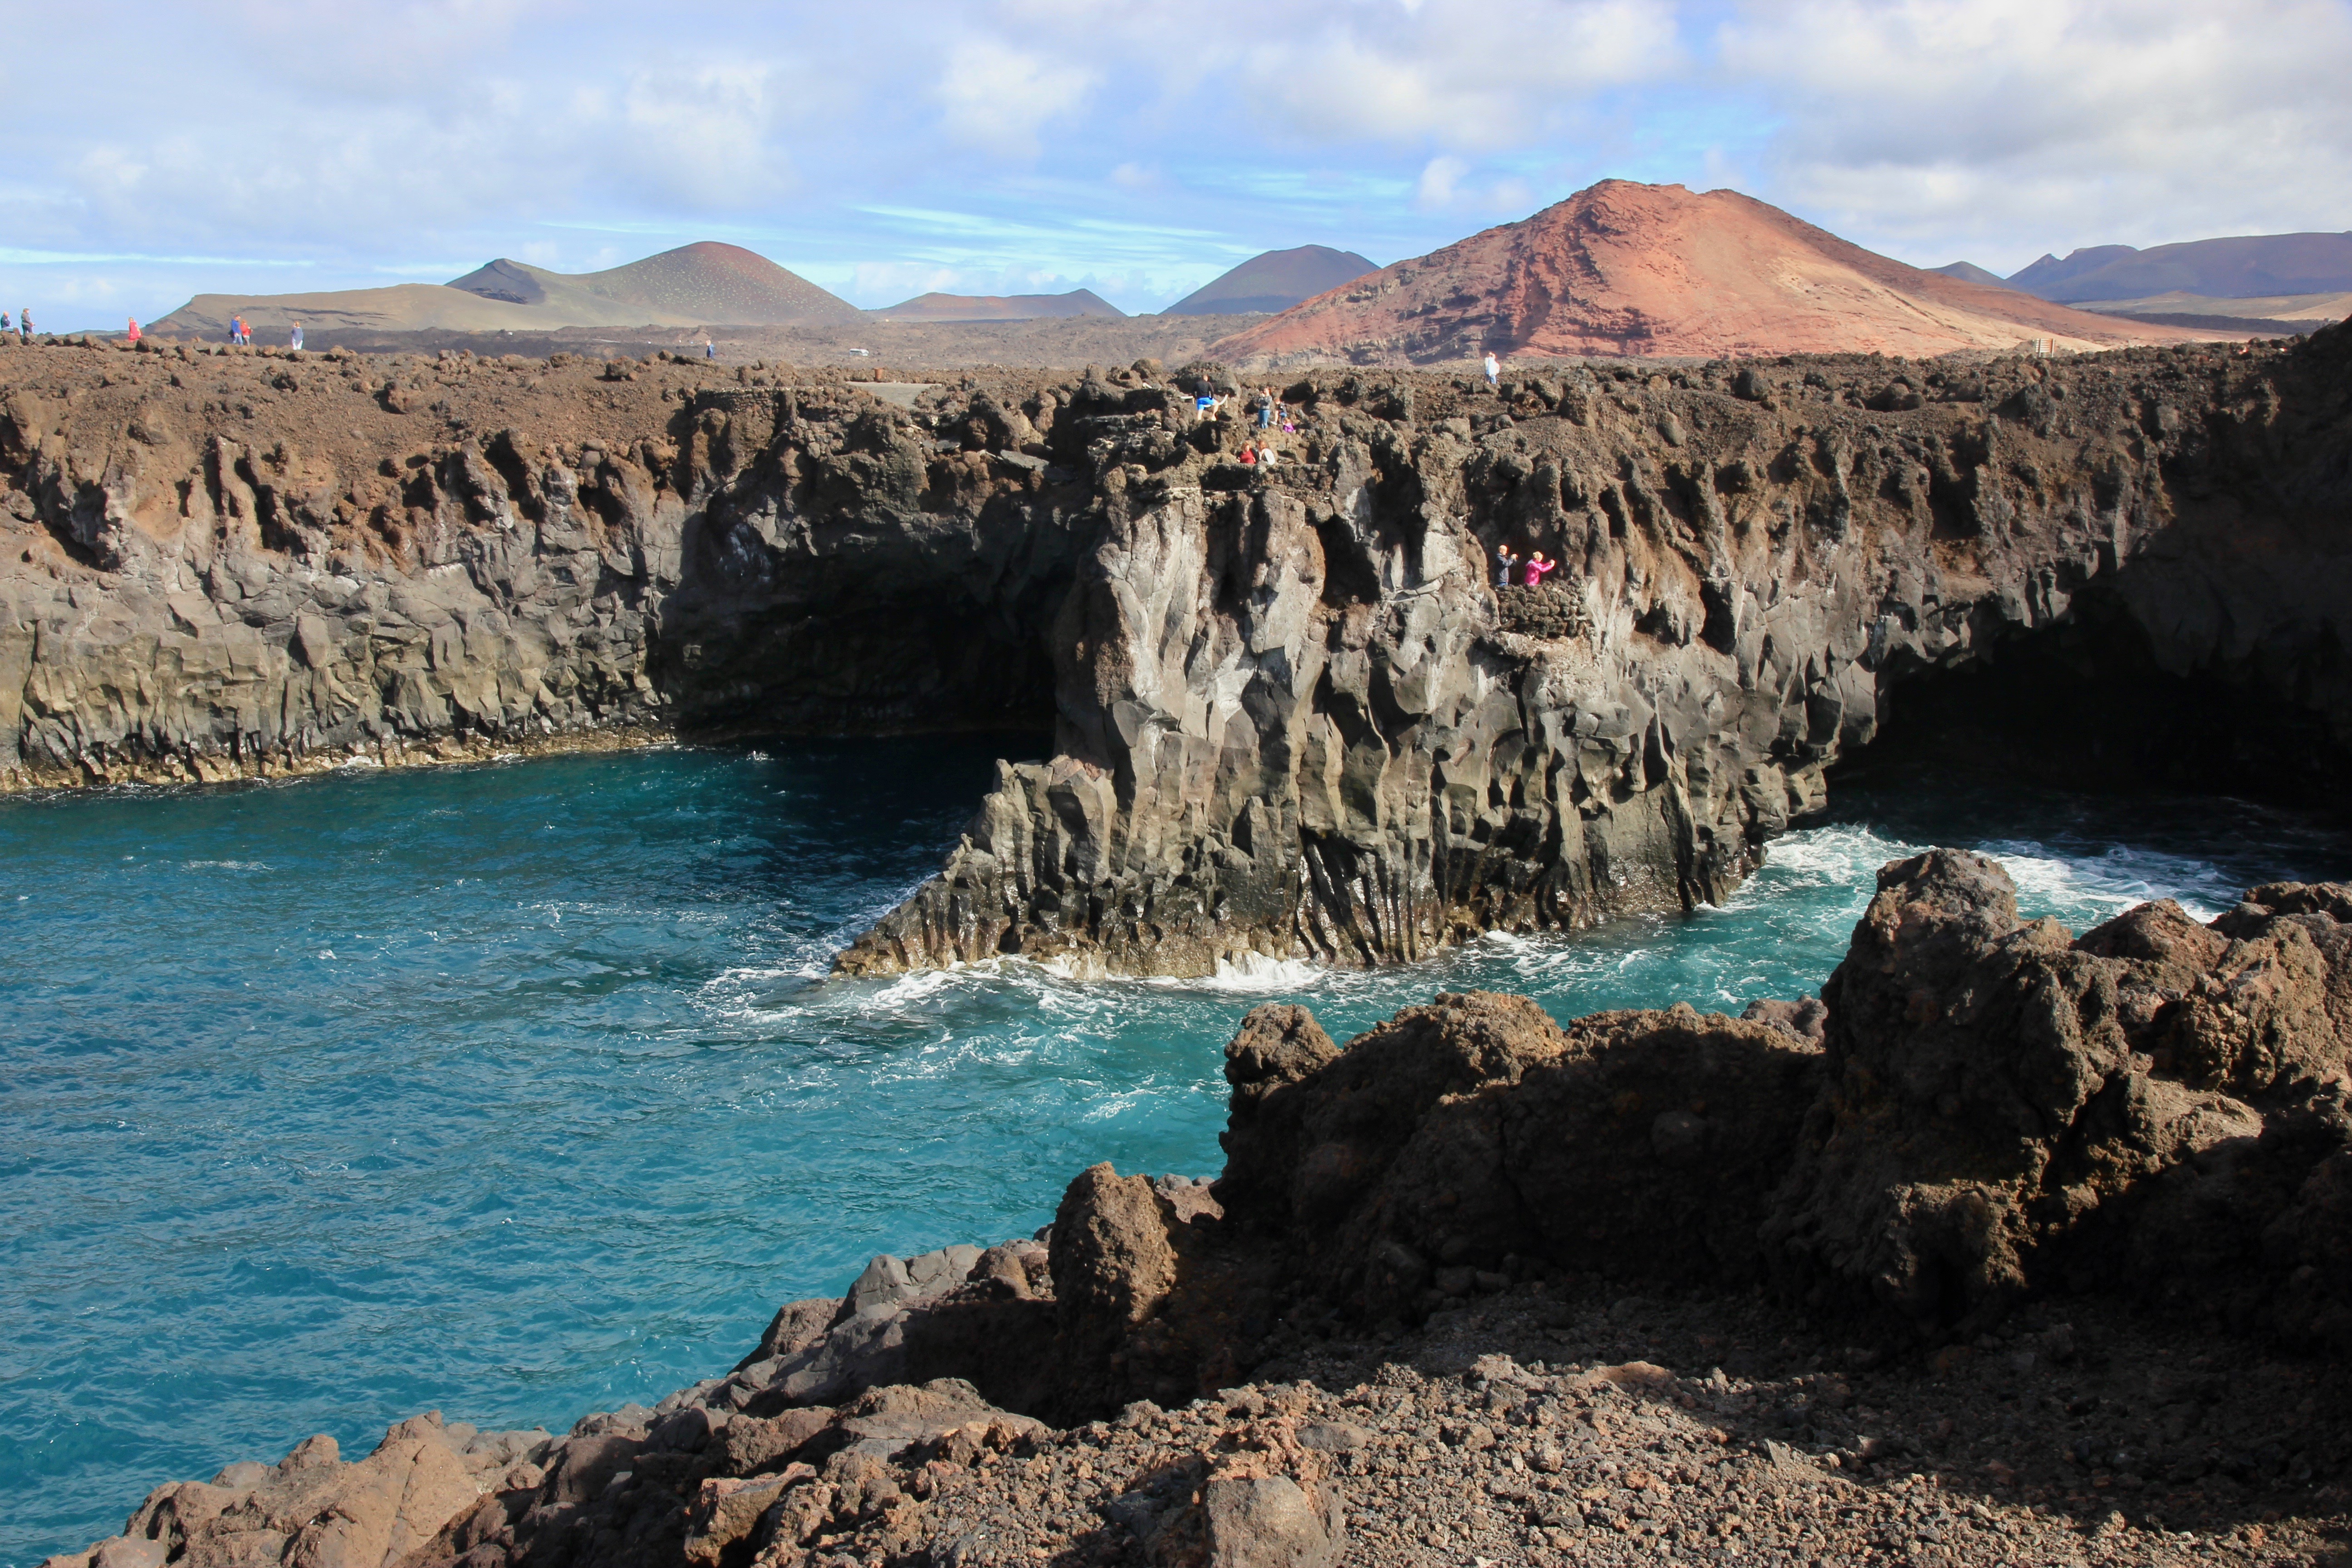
4 739 2346 1566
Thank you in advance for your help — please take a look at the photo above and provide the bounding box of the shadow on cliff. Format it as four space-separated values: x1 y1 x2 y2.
645 393 1073 741
1842 583 2351 810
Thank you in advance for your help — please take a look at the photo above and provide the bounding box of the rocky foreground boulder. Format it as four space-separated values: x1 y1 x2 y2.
44 853 2352 1568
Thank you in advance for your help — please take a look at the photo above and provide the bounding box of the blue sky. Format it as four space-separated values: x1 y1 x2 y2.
5 0 2350 331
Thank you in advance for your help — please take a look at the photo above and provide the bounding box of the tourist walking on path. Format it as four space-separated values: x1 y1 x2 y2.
705 339 716 359
1483 350 1500 388
19 309 33 342
127 318 141 343
1494 544 1519 588
1524 550 1557 587
289 323 303 351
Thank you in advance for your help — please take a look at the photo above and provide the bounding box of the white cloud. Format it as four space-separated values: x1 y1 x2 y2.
1416 156 1469 210
1235 0 1683 149
5 0 2351 329
936 39 1097 157
1714 0 2352 269
617 63 799 210
1413 155 1536 217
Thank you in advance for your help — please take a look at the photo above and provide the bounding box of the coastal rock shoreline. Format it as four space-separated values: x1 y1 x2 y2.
6 328 2349 976
42 853 2352 1568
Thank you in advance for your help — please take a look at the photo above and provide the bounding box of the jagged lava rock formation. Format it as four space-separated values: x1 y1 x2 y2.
837 329 2352 975
3 325 2349 976
1213 181 2211 366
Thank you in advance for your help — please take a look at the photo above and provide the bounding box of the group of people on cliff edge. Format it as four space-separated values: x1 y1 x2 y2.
1493 544 1557 588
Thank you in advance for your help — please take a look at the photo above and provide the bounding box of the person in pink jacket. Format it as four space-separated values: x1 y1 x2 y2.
1523 551 1557 586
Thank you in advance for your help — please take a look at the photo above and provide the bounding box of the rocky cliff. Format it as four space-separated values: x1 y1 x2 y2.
5 326 2348 975
837 328 2352 975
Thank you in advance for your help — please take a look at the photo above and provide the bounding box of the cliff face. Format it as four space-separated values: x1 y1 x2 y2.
5 328 2349 974
0 347 1072 788
838 332 2352 975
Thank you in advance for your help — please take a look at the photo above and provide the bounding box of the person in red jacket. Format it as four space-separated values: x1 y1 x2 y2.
1524 551 1558 586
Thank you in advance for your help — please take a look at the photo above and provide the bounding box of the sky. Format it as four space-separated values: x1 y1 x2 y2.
4 0 2350 331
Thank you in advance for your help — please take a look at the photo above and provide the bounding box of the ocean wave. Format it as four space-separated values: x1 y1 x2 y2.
1982 840 2236 923
1191 952 1331 991
1751 824 1925 889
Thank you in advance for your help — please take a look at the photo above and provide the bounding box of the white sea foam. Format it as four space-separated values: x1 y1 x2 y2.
1194 952 1330 991
1984 840 2234 923
1750 824 1925 892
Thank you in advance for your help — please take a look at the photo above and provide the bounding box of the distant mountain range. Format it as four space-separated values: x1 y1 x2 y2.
871 250 1378 322
873 289 1122 322
142 210 2351 357
1164 245 1379 315
1928 235 2352 333
150 242 862 337
2006 233 2352 303
1212 180 2195 365
148 246 1358 336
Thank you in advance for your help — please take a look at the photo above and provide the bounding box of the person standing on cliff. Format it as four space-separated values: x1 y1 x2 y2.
20 309 33 342
1494 544 1519 589
127 317 141 344
289 322 303 351
1483 350 1500 389
1524 550 1557 587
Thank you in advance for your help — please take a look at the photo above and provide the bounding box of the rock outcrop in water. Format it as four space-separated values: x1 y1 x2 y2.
5 326 2349 975
1172 853 2352 1354
44 853 2352 1568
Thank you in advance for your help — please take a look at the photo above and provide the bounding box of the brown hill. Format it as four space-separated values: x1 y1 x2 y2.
1214 181 2211 365
152 242 858 338
1930 260 2013 289
873 289 1124 322
1164 245 1379 315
